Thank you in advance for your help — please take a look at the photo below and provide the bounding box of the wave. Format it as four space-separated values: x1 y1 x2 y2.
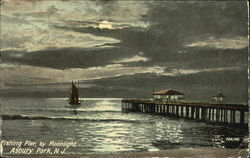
2 114 153 124
22 108 121 113
50 98 122 101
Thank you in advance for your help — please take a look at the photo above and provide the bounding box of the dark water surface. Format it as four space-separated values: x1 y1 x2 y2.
1 98 248 154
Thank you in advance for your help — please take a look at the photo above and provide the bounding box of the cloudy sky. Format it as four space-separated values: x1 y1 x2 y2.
0 0 248 103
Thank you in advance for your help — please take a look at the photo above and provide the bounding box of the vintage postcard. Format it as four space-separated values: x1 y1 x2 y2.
0 0 249 157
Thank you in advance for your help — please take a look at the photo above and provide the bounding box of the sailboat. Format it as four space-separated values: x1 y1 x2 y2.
69 81 81 105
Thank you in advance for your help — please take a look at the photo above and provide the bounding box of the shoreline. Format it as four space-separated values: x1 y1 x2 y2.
2 148 249 158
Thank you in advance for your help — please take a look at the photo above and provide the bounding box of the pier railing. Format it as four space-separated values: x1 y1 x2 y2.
121 98 249 125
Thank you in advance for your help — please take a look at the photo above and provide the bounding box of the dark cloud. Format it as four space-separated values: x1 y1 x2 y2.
2 45 134 69
146 1 247 36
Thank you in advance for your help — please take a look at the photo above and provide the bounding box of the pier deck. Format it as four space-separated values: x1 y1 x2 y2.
121 99 249 125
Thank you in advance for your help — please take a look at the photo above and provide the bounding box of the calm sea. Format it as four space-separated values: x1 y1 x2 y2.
1 98 248 154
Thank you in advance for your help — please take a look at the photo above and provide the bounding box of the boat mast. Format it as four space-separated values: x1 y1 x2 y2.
78 80 80 100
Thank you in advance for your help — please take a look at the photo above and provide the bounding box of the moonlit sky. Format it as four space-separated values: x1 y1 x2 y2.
0 0 248 103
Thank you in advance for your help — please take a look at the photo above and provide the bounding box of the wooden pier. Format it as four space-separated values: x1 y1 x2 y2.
121 99 249 125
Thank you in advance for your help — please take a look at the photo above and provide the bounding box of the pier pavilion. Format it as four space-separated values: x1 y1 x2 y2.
212 92 226 103
153 89 184 102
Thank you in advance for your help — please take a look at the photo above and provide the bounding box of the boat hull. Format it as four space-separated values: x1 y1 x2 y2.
65 103 81 109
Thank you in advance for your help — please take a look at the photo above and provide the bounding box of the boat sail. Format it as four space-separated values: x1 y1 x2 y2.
69 81 81 105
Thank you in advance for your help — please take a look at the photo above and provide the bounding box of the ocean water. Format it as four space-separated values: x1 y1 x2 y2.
1 98 248 154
